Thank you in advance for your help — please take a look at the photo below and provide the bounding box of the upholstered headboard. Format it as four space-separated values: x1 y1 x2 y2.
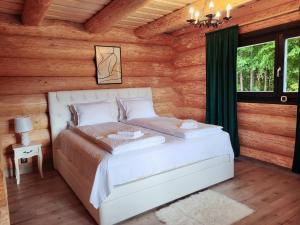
48 87 152 148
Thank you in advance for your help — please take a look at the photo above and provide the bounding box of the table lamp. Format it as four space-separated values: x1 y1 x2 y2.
14 116 33 146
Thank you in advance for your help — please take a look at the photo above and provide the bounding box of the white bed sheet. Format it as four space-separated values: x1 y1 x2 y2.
89 130 234 209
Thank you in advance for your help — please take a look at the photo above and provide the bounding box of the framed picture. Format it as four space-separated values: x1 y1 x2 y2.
95 46 122 84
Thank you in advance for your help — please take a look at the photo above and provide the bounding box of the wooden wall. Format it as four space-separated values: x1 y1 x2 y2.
172 0 299 168
0 155 9 225
0 1 298 224
0 13 178 174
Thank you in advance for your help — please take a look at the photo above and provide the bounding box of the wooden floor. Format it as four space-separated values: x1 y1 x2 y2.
6 158 300 225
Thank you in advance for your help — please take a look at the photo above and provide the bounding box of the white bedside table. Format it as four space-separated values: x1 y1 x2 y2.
12 142 43 184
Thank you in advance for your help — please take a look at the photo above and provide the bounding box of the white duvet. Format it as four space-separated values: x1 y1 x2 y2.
122 117 223 139
89 130 234 209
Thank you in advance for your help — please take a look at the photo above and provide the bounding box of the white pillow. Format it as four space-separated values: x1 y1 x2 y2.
71 101 117 126
117 97 142 120
119 98 157 120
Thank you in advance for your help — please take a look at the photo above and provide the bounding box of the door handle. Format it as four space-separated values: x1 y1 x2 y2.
276 67 281 78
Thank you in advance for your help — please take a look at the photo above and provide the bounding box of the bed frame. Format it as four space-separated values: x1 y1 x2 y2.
48 87 234 225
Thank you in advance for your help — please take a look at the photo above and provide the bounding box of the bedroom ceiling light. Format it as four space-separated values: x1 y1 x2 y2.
187 0 232 28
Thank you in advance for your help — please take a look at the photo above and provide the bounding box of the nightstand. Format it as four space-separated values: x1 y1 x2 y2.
12 142 43 184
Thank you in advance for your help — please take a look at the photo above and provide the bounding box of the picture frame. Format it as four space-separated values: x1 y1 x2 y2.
95 45 122 84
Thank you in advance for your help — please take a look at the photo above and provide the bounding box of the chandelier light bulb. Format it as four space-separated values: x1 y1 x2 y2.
226 4 232 18
195 11 200 20
215 11 221 19
189 7 194 19
209 1 214 10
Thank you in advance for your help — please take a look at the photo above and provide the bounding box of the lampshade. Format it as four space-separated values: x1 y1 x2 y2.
14 117 33 133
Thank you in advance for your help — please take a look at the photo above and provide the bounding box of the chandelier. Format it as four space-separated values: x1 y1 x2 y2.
187 1 232 28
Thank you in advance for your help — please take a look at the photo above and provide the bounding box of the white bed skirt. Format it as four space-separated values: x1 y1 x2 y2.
54 147 234 225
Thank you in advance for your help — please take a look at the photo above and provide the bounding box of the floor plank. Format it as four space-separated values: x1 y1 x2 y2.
6 157 300 225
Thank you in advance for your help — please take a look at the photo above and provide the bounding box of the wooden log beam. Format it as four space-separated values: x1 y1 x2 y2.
135 0 252 38
0 36 174 61
0 58 175 77
0 76 174 95
183 94 206 109
173 31 205 52
176 107 205 122
174 65 206 82
174 81 206 96
238 112 296 138
154 102 176 116
238 102 297 118
22 0 52 26
85 0 151 33
152 88 179 104
239 129 295 158
0 94 47 116
240 146 293 169
0 14 174 46
174 47 206 68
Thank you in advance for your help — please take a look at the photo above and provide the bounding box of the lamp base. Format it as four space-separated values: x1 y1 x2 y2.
21 132 31 146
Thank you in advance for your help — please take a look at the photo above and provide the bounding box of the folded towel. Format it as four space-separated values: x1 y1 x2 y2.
180 120 198 129
117 130 143 139
109 131 144 140
71 122 165 155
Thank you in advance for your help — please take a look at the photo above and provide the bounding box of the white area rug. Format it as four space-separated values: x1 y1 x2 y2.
155 190 254 225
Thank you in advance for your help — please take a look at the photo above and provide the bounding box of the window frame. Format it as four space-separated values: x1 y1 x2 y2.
237 22 300 105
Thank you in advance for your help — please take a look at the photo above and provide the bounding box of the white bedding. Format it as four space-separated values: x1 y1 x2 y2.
89 130 234 208
122 117 223 139
71 122 165 155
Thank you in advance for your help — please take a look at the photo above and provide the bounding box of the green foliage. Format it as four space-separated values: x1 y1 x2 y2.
237 37 300 93
286 37 300 92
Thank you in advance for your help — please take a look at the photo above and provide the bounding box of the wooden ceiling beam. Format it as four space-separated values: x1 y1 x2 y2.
84 0 151 34
22 0 52 26
135 0 253 38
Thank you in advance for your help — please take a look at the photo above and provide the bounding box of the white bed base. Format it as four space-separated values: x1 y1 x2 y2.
48 88 234 225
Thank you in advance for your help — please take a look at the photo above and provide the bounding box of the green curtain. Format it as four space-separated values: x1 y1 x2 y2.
292 75 300 173
205 26 240 157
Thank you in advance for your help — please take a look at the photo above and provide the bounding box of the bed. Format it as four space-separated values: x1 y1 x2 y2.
48 87 234 225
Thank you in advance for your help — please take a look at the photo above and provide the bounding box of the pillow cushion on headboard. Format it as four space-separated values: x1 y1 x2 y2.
48 87 153 148
71 101 117 126
119 97 157 120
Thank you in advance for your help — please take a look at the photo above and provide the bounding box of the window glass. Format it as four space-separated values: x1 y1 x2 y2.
237 41 275 92
284 36 300 92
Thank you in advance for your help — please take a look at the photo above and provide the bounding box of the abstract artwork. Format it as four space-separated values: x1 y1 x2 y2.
95 46 122 84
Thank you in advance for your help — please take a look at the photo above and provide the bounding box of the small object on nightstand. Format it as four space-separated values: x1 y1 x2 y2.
12 142 43 185
14 116 33 146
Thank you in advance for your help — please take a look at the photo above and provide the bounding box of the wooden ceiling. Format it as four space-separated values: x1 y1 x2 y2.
0 0 195 28
0 0 254 37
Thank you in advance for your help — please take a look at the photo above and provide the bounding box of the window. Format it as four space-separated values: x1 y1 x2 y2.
237 41 275 92
237 24 300 104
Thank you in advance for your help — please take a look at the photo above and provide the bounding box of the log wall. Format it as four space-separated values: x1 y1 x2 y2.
0 1 297 223
0 155 9 225
172 0 299 168
0 14 177 174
